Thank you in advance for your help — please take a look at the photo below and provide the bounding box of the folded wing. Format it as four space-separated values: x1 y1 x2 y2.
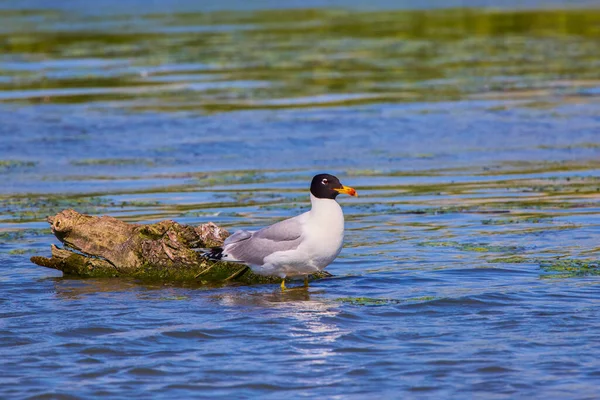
224 216 304 266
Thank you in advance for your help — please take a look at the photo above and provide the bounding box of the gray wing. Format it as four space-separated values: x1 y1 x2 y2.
224 216 304 266
224 230 253 245
254 216 303 241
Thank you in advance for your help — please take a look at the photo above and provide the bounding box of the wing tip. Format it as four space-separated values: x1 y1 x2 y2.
202 247 224 261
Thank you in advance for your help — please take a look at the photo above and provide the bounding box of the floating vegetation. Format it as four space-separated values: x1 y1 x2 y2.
158 296 190 301
0 194 166 223
70 158 154 167
337 296 438 306
337 297 399 306
481 216 553 225
8 248 39 255
487 256 532 264
418 241 523 253
0 229 51 242
487 256 600 278
0 160 37 171
0 195 113 223
540 259 600 278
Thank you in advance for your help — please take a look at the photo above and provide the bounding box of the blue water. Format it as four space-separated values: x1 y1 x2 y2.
2 1 600 398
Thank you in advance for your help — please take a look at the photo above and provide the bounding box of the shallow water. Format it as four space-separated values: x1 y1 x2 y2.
1 1 600 398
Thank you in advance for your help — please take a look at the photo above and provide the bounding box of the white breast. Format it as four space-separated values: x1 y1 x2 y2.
301 195 345 267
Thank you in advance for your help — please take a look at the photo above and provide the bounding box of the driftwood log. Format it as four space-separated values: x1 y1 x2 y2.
31 209 328 285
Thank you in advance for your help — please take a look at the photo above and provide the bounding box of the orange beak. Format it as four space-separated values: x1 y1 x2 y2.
334 185 358 197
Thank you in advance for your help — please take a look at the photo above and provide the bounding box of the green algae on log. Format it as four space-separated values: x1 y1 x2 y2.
31 209 327 284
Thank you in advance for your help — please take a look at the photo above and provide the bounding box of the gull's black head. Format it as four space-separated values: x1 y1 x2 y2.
310 174 357 199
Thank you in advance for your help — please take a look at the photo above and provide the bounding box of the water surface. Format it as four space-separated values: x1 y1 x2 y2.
1 1 600 398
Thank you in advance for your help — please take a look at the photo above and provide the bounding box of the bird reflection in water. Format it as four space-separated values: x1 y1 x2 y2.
212 288 346 367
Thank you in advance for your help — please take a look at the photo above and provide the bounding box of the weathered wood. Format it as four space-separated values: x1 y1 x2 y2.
31 209 328 284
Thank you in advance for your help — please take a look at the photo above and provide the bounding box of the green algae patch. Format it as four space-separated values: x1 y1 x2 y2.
0 229 51 242
407 296 438 302
487 256 532 264
8 248 39 255
418 241 522 253
70 158 154 167
0 195 113 223
487 256 600 278
0 193 167 224
337 296 438 306
481 216 553 225
158 296 190 301
337 297 401 306
0 160 37 171
540 259 600 278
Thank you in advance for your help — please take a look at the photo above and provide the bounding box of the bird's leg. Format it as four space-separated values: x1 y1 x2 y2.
304 276 309 288
224 265 249 281
281 279 286 291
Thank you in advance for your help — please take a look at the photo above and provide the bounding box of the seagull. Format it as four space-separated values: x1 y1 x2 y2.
204 174 357 290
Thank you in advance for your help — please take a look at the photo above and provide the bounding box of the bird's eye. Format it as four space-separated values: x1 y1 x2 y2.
321 178 328 185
